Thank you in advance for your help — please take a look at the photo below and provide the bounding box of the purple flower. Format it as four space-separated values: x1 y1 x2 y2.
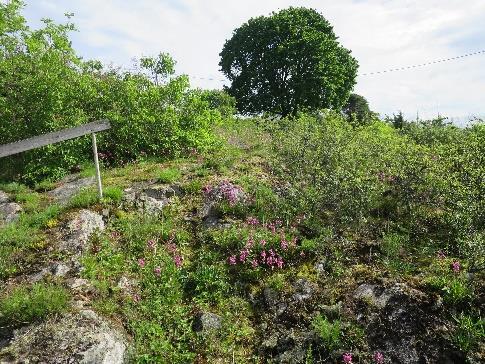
260 239 267 247
260 250 267 260
138 258 145 268
239 249 249 263
154 266 161 276
251 259 259 268
451 260 461 273
342 353 353 364
166 242 177 254
173 255 183 268
228 255 237 265
276 257 284 269
373 351 384 364
132 294 141 303
247 216 259 226
147 239 156 250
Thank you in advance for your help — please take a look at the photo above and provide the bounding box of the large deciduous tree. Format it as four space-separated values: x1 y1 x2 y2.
219 7 358 117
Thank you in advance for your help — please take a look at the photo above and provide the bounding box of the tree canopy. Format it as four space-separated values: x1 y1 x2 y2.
219 7 358 117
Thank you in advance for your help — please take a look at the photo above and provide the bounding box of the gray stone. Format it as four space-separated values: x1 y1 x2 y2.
0 309 127 364
122 184 182 216
61 210 105 254
0 191 9 204
0 202 22 224
48 176 95 205
51 262 71 277
292 279 314 302
354 284 392 309
193 312 222 333
69 278 94 294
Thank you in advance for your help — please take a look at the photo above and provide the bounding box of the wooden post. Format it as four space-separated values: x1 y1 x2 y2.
91 133 103 199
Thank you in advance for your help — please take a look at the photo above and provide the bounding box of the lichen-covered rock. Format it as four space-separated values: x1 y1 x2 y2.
0 191 9 204
291 278 314 302
0 202 22 224
353 282 465 364
61 210 105 254
0 310 127 364
48 176 95 205
193 312 222 333
122 184 182 215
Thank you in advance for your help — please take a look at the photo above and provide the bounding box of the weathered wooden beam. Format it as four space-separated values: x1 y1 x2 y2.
0 120 111 158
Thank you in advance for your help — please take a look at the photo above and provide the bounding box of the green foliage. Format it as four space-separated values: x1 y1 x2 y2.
219 7 358 117
103 186 123 204
453 313 485 353
312 314 342 351
342 93 373 125
197 89 237 118
0 283 69 327
0 5 221 184
158 167 182 184
271 113 485 247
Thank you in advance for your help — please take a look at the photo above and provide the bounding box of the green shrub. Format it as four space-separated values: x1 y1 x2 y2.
103 186 123 204
312 314 342 351
158 167 182 184
0 4 221 185
0 283 69 327
453 313 485 352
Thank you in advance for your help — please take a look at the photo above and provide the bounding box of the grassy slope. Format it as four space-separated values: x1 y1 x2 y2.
0 120 483 363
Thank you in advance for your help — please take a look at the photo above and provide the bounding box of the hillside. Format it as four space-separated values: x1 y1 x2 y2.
0 119 484 363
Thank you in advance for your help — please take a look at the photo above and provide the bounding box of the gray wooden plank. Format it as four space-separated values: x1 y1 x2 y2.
0 120 111 158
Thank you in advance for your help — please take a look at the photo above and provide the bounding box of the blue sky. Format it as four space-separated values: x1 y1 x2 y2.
21 0 485 122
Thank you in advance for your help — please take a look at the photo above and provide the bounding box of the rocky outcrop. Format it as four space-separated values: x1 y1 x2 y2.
123 184 183 215
353 283 465 364
48 175 95 205
193 312 222 333
0 191 22 225
60 210 105 254
0 309 127 364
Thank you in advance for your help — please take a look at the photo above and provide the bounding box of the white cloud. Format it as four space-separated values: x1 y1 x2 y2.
22 0 485 121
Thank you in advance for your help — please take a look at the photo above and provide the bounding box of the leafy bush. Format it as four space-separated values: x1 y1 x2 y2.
271 112 485 248
0 283 69 327
0 3 224 185
312 314 342 351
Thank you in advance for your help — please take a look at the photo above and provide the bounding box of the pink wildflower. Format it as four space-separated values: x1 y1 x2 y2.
373 351 384 364
154 266 161 276
166 242 177 254
437 250 446 259
228 255 237 265
138 258 145 268
251 259 259 268
451 260 461 273
147 239 156 250
132 294 141 303
260 250 267 260
276 257 284 269
239 249 249 263
173 255 183 268
260 239 267 247
342 353 353 364
247 216 259 226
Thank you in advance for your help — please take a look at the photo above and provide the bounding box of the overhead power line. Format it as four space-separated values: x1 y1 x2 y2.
360 49 485 76
185 49 485 82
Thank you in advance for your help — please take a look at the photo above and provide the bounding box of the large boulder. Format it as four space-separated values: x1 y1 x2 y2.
60 210 105 254
0 191 22 225
0 202 22 225
48 176 95 205
353 283 465 364
0 310 127 364
123 184 182 216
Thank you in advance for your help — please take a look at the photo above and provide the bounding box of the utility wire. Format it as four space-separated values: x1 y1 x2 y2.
184 49 485 82
360 49 485 76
